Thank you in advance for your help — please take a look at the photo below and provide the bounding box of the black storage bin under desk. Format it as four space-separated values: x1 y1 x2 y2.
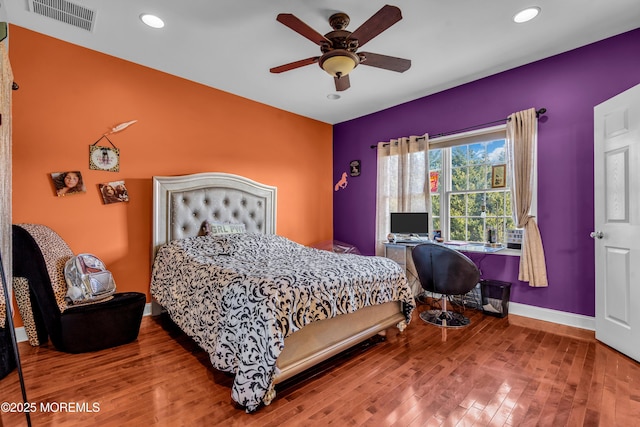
480 279 511 318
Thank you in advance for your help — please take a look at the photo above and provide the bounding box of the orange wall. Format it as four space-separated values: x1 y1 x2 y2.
8 26 333 318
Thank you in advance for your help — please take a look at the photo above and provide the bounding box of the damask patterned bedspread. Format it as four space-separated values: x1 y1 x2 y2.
150 233 414 412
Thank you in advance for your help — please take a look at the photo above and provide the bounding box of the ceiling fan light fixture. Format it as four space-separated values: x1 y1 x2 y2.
319 50 359 78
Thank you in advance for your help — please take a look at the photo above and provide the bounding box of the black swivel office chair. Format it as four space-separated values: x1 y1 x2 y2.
411 242 480 327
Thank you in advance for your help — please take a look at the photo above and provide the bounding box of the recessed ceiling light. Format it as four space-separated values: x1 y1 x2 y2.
513 7 540 23
140 14 165 29
327 94 341 100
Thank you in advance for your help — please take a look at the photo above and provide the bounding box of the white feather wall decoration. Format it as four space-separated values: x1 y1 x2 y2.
104 120 137 135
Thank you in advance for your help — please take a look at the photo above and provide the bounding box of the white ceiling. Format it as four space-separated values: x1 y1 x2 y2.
2 0 639 124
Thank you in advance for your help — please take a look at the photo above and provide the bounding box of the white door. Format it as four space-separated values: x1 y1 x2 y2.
594 83 640 362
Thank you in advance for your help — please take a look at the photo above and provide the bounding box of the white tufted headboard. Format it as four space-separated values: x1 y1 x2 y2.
152 172 277 259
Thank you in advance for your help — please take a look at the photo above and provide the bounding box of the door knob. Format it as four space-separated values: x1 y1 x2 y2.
590 231 604 239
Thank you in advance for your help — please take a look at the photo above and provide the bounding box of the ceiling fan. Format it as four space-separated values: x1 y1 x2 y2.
270 4 411 92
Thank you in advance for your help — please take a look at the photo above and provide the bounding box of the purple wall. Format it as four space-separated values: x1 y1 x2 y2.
333 28 640 317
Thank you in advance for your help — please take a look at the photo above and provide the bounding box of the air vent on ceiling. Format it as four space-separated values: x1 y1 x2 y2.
28 0 96 32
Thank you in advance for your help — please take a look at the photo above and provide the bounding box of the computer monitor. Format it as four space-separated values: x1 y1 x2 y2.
390 212 430 236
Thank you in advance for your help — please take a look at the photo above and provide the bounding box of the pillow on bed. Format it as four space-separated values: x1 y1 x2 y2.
202 221 246 236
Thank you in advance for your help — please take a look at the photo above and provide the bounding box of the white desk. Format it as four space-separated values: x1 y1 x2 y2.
384 241 505 296
384 242 423 296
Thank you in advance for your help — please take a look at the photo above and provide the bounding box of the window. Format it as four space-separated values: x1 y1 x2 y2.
428 125 533 244
430 138 515 243
375 126 536 251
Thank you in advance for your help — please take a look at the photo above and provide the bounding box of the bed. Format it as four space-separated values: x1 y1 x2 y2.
150 172 415 411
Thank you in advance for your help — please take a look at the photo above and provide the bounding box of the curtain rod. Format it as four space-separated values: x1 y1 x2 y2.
369 108 547 149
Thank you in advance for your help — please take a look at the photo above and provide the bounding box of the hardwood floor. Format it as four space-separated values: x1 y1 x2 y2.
2 303 640 426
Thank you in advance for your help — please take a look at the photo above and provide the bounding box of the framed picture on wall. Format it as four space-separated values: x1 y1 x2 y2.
51 171 86 197
99 180 129 204
491 164 506 188
89 145 120 172
349 160 361 177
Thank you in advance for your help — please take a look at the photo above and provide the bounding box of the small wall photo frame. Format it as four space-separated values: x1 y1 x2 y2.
89 135 120 172
51 171 86 197
99 180 129 204
349 160 361 177
491 164 506 188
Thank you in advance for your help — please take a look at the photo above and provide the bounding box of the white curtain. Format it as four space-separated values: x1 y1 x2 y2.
375 135 430 256
0 40 13 326
506 108 548 287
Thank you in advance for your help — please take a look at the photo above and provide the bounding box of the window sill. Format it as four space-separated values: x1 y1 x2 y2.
491 248 521 256
458 246 521 257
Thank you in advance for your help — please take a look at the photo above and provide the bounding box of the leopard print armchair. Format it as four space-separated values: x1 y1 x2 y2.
12 224 146 353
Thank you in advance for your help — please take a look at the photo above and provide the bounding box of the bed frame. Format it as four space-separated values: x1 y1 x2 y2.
151 172 407 404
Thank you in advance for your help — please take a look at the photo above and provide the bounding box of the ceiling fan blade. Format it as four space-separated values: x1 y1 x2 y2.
348 5 402 48
334 75 351 92
359 52 411 72
270 57 320 73
276 13 332 46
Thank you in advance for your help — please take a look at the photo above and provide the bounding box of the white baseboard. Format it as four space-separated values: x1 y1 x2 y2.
509 302 595 331
12 302 594 343
13 302 154 343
